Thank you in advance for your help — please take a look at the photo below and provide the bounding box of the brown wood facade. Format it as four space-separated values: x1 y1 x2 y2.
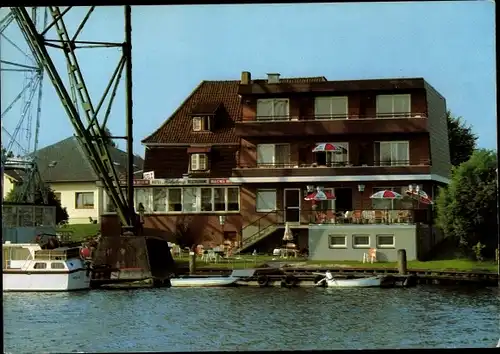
102 75 451 248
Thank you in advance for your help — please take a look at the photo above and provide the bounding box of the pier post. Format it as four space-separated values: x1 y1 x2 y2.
397 249 408 275
189 252 196 275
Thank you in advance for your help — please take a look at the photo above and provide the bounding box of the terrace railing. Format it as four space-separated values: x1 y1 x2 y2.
237 112 427 122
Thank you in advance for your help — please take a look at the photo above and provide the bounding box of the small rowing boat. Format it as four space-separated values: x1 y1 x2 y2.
316 271 384 288
169 276 238 288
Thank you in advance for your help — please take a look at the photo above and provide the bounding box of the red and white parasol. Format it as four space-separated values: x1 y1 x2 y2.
405 185 433 205
305 187 336 201
370 190 403 200
312 143 346 153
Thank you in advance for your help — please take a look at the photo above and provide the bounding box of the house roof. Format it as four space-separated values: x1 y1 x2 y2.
142 76 327 145
35 136 144 182
3 169 25 182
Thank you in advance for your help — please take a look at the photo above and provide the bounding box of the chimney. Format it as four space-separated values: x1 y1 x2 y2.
241 71 251 85
267 73 280 84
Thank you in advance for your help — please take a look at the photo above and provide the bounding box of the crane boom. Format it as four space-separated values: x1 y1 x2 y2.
10 6 134 228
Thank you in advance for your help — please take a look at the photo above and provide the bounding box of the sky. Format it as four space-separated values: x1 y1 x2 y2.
1 2 496 158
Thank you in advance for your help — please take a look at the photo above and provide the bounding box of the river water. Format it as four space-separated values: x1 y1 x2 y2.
3 286 499 352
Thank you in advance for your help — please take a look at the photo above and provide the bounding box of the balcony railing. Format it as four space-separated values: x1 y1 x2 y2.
242 208 430 230
237 159 430 169
237 112 426 122
303 208 430 225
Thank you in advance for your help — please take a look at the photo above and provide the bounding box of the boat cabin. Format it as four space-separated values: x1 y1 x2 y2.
3 242 82 272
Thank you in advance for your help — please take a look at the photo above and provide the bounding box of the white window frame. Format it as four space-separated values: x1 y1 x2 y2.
375 141 409 166
256 98 290 121
190 153 208 171
314 96 348 120
352 234 371 249
103 187 240 214
376 234 395 248
256 189 277 212
192 116 210 131
376 94 411 118
75 192 95 210
256 144 290 168
329 234 347 248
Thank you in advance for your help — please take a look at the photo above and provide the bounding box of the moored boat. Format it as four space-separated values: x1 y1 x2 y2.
2 242 91 292
316 271 384 288
169 276 238 288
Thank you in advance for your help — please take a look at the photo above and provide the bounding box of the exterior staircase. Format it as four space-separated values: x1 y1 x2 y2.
233 211 283 254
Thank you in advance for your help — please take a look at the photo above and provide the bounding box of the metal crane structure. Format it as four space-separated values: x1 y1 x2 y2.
1 7 48 205
8 6 174 284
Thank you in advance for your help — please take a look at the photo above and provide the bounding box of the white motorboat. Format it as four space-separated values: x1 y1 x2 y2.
316 271 383 288
2 242 91 292
169 269 256 288
169 276 238 288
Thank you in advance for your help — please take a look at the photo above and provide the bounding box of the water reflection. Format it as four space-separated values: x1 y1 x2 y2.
3 287 499 352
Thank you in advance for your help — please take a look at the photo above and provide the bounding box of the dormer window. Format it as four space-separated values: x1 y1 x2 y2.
190 153 208 171
193 116 211 131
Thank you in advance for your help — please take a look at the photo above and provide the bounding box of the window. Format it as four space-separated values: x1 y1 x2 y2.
352 234 370 248
227 187 239 211
315 142 349 167
190 154 208 171
329 234 347 248
193 116 210 131
376 94 411 118
257 144 290 167
183 187 198 212
374 141 409 166
75 192 94 209
168 188 182 212
376 234 395 248
54 192 61 202
152 188 167 212
200 188 213 212
256 189 277 212
317 188 335 211
33 262 47 269
315 96 348 119
105 186 240 214
256 99 289 121
371 187 414 210
213 188 225 211
135 188 152 212
51 262 65 269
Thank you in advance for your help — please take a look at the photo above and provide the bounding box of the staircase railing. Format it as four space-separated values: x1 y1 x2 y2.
238 210 284 252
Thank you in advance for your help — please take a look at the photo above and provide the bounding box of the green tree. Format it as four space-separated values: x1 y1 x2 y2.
1 146 14 159
436 149 497 258
6 184 69 224
447 110 477 167
103 127 117 148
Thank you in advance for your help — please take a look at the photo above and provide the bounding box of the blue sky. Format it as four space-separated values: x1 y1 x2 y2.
1 2 496 157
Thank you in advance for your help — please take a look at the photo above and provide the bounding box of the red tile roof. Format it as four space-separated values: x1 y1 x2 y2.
142 76 327 145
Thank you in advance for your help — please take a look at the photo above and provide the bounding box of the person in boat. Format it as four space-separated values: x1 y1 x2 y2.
325 270 334 280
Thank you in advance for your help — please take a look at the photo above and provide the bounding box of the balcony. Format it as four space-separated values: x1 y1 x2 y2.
233 160 431 178
234 113 429 137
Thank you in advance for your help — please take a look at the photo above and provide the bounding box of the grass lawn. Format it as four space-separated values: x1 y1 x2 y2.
173 254 498 273
56 223 100 242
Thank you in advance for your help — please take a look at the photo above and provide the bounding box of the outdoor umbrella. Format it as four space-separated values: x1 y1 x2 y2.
283 222 294 241
405 185 433 205
312 143 346 153
305 187 336 201
370 190 402 222
370 190 403 200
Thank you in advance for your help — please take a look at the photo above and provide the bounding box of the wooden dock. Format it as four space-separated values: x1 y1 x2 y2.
177 266 499 287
